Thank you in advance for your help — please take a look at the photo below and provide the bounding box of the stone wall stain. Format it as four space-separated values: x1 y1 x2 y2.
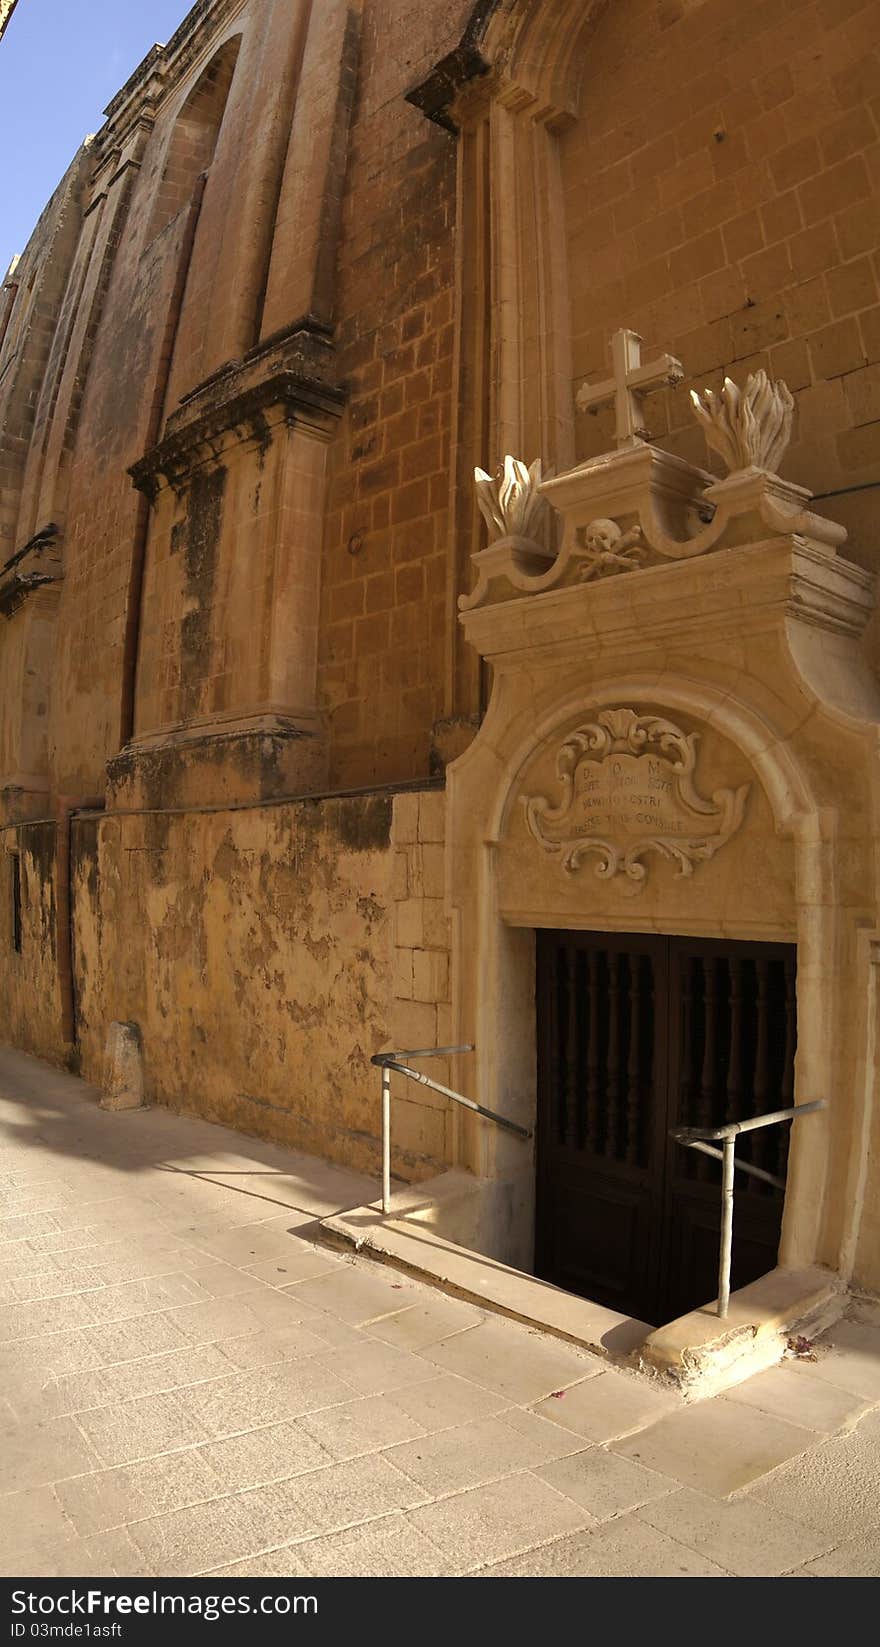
177 464 227 721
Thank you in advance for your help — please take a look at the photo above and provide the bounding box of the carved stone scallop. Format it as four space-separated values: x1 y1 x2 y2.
522 708 750 889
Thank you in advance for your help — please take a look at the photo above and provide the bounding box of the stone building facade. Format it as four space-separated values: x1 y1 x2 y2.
0 2 18 45
2 0 880 1352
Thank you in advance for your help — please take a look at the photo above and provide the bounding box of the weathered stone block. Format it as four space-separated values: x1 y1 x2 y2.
100 1022 145 1113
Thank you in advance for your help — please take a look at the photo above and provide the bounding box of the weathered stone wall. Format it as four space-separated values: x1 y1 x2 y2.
0 787 448 1183
0 822 65 1062
562 0 880 562
0 146 90 562
389 789 454 1164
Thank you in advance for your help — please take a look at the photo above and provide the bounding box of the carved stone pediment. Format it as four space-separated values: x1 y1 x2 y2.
523 708 750 889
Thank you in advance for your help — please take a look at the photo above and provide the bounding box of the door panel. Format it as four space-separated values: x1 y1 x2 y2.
535 931 667 1325
536 930 796 1326
660 938 794 1323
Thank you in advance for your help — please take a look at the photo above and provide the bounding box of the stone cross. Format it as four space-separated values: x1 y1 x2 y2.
576 328 684 448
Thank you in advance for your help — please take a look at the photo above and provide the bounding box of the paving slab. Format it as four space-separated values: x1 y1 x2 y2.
312 1338 438 1397
297 1394 429 1461
182 1218 318 1267
613 1396 817 1496
385 1372 509 1433
636 1486 836 1577
1 1414 101 1493
724 1359 869 1433
532 1366 680 1442
291 1266 422 1325
799 1320 880 1403
0 1486 81 1576
212 1513 454 1578
745 1419 880 1540
792 1531 880 1576
197 1419 333 1492
55 1448 225 1538
534 1445 676 1522
244 1251 340 1287
216 1322 331 1368
416 1314 603 1404
363 1295 485 1351
475 1514 730 1577
385 1413 586 1498
407 1472 591 1569
73 1389 215 1467
182 1359 361 1438
128 1456 428 1576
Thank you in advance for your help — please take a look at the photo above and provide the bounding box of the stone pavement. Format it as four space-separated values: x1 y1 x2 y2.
1 1047 879 1579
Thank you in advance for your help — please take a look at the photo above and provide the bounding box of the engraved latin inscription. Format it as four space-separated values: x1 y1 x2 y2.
575 754 690 836
523 708 750 888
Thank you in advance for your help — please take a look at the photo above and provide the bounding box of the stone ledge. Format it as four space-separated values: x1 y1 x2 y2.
107 713 328 809
319 1188 651 1366
130 324 345 501
639 1265 845 1394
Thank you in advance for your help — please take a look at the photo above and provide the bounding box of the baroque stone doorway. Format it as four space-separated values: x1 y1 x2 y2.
535 931 797 1326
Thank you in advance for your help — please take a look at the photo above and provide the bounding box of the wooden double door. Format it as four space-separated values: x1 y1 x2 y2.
535 931 797 1326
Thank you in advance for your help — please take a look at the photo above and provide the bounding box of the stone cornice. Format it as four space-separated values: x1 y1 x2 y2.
406 0 608 131
130 323 346 500
460 537 876 668
406 19 494 133
98 0 248 148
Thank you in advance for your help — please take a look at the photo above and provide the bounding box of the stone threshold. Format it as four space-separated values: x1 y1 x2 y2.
318 1197 846 1396
319 1200 652 1365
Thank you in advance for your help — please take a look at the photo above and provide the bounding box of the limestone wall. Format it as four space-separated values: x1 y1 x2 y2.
318 2 466 788
0 787 452 1184
0 822 64 1062
560 0 880 566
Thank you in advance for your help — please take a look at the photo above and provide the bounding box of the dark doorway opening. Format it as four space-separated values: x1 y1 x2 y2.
535 930 796 1325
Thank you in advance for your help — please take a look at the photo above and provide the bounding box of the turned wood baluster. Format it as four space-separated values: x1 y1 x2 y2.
697 955 719 1179
565 945 580 1150
586 948 601 1154
753 955 772 1176
606 952 622 1159
576 948 589 1152
625 953 643 1164
679 955 695 1170
726 956 744 1121
548 942 563 1146
778 954 797 1178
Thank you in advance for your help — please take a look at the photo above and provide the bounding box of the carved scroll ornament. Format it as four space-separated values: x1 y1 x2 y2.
523 708 750 889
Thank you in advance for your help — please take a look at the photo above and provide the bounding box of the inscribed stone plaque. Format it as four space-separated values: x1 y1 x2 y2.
523 707 749 888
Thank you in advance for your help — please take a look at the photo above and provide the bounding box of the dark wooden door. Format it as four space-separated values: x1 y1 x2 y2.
535 931 796 1326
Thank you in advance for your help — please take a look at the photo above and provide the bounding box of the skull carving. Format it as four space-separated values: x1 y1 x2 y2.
584 518 622 554
578 517 645 581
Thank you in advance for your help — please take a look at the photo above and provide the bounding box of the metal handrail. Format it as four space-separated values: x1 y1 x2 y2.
371 1045 532 1215
670 1099 826 1318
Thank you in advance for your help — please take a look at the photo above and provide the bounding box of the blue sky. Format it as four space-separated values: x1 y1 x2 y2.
0 0 190 273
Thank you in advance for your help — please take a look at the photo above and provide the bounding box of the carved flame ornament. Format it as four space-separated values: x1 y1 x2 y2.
689 370 794 476
474 455 549 543
523 708 750 889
